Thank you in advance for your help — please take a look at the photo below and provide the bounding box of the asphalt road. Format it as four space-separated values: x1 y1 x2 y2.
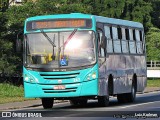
1 91 160 120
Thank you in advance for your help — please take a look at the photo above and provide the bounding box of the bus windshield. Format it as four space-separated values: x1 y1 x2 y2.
25 30 96 69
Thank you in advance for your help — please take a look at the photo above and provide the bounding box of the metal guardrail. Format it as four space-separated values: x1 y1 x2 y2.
147 61 160 70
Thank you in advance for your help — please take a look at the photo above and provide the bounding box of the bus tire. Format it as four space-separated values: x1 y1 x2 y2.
98 96 109 107
117 84 136 103
127 83 136 102
41 98 54 109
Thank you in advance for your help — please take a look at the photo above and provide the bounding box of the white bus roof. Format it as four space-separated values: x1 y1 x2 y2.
95 15 143 29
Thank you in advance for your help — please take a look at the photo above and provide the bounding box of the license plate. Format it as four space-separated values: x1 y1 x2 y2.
54 85 65 90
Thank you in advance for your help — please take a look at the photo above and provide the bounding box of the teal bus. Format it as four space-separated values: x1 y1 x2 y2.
22 13 147 109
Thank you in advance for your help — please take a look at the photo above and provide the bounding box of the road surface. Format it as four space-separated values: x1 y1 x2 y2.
1 91 160 120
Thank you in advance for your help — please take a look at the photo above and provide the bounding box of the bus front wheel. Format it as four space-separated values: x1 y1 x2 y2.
98 96 109 107
41 98 54 109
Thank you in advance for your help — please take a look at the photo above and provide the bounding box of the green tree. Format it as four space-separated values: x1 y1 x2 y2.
146 27 160 61
0 0 9 12
150 0 160 28
0 12 19 78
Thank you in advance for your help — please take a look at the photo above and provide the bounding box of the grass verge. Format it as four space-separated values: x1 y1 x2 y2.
147 79 160 87
0 83 34 104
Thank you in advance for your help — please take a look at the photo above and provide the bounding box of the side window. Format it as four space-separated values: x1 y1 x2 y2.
129 29 133 40
104 25 113 53
118 27 122 39
133 29 136 40
125 29 130 40
121 27 128 53
139 31 143 41
112 26 121 53
110 27 113 39
139 30 145 53
125 28 130 53
129 29 136 54
98 30 106 57
135 29 143 54
112 26 118 39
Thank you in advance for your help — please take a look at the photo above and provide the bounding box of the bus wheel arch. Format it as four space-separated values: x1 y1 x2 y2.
108 74 114 95
97 74 112 107
133 74 137 92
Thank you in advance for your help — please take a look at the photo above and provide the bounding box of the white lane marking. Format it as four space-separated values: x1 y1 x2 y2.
116 101 160 109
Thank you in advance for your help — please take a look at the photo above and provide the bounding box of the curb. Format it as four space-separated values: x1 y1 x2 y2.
0 100 68 111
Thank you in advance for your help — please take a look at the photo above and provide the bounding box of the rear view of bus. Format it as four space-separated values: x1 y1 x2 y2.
23 13 147 109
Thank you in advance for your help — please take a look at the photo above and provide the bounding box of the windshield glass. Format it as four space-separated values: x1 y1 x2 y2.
25 30 96 69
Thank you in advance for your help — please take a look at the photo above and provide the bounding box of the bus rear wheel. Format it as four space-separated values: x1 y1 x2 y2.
98 96 109 107
41 98 54 109
117 84 136 103
127 84 136 102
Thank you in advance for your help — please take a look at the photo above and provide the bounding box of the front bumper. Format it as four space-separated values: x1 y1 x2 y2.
24 79 98 98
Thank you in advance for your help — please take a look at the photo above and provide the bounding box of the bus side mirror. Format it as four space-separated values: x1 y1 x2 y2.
16 32 23 53
101 35 106 49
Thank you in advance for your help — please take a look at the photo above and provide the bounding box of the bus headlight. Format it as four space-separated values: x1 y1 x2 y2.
24 75 29 81
24 74 38 83
86 71 97 81
92 72 96 79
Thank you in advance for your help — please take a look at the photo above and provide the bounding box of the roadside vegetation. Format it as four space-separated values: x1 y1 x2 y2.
147 79 160 87
0 83 34 104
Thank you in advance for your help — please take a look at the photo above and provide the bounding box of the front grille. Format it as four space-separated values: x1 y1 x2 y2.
39 72 80 80
42 87 77 93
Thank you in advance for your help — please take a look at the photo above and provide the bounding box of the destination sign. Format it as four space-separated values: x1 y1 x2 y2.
26 19 92 31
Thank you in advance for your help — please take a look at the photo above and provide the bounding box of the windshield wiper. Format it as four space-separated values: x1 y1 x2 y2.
40 29 56 47
64 29 77 48
40 29 56 61
60 29 77 53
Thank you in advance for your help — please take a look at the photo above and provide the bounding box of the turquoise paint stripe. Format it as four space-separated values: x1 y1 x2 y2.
26 13 93 21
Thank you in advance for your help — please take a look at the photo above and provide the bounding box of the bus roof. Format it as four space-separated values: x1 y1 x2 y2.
25 13 143 29
95 15 143 28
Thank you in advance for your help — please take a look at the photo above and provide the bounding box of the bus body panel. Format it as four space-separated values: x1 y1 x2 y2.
95 15 146 96
98 54 146 96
